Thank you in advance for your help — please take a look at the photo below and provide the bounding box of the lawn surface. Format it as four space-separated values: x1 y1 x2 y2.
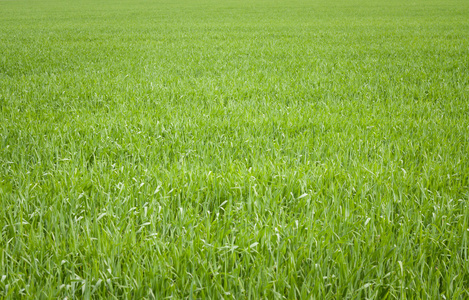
1 0 469 298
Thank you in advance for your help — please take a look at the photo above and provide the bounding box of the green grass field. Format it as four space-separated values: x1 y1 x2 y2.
1 0 468 298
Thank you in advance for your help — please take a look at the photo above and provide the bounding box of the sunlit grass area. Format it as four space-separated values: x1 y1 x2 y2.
1 0 468 298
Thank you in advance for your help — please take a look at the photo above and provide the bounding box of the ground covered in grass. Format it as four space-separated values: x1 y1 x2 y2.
1 0 468 298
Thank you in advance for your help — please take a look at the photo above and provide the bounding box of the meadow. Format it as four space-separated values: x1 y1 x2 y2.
1 0 468 298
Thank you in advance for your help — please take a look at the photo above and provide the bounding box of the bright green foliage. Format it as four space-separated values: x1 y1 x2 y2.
1 0 468 298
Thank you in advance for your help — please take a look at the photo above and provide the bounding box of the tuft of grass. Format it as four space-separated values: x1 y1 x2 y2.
1 0 468 298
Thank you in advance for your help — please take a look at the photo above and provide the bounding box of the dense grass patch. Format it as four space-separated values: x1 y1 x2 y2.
1 0 468 298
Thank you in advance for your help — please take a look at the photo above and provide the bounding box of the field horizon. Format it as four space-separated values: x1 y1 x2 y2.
1 0 468 298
